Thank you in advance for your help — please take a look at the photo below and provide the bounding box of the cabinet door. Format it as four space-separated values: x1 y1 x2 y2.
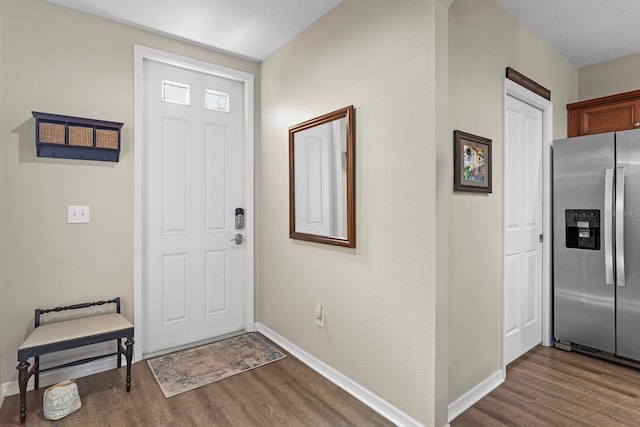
578 100 640 136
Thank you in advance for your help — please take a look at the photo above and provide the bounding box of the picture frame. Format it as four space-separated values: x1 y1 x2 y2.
453 130 492 193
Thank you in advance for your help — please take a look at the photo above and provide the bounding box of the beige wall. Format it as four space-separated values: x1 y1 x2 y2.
259 0 437 424
446 0 578 404
0 0 260 386
579 53 640 100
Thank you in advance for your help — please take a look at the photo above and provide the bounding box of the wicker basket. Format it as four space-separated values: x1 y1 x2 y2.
68 126 93 147
95 129 119 149
39 123 65 144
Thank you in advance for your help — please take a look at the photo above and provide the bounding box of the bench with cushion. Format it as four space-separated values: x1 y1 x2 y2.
16 298 134 424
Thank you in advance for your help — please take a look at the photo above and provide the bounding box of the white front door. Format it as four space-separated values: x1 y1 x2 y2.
503 94 543 365
142 58 246 355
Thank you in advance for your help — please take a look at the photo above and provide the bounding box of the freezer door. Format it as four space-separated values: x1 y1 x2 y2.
553 133 615 352
615 129 640 361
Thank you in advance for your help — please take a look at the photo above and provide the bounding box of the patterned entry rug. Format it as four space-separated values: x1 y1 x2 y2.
147 333 286 398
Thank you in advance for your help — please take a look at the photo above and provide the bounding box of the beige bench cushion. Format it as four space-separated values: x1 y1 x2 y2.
19 313 133 350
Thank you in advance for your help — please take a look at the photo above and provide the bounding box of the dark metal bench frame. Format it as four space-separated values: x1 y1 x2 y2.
16 298 134 424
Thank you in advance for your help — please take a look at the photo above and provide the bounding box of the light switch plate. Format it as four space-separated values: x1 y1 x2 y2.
68 205 90 224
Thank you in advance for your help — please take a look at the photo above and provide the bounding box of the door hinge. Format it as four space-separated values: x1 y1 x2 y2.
539 234 543 243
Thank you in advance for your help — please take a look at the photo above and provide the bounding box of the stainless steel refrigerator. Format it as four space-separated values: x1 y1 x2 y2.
554 128 640 363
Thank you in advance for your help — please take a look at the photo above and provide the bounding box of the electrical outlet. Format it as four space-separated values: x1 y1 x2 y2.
68 205 90 224
314 304 325 327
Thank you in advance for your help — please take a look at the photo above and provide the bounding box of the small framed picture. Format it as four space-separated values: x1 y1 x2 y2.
453 130 492 193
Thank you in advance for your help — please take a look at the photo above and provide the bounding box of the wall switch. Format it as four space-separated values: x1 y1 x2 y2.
68 205 90 224
314 304 325 327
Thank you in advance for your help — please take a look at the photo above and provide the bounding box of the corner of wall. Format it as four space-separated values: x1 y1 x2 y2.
0 0 5 400
434 2 451 427
447 369 504 422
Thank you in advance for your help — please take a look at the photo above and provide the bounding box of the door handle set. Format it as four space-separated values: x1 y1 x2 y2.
232 207 245 244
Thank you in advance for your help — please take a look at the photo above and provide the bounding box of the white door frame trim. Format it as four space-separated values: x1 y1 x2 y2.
133 45 255 362
502 78 553 375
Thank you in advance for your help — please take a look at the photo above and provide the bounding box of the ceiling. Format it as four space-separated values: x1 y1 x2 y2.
47 0 639 68
46 0 343 61
496 0 640 67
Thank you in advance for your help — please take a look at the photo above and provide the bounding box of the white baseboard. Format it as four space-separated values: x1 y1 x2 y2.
0 386 4 411
447 370 504 422
254 322 424 427
1 357 119 398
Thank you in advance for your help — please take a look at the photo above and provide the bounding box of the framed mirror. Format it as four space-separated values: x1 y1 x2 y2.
289 106 355 247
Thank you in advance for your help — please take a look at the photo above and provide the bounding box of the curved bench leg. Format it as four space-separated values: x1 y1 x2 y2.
125 337 134 392
17 360 30 424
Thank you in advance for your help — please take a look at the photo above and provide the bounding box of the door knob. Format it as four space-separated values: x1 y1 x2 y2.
231 234 244 245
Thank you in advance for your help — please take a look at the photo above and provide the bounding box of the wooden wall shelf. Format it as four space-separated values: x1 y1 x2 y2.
33 111 124 162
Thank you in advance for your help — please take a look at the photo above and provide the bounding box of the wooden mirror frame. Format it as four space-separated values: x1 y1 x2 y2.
289 106 355 248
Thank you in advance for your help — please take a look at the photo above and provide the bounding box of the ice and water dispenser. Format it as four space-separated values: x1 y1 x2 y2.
565 209 600 250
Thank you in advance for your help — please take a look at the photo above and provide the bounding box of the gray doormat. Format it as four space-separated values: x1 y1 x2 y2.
147 333 286 397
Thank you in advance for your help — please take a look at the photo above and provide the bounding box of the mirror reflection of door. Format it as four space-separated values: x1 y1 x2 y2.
289 105 355 248
293 118 346 238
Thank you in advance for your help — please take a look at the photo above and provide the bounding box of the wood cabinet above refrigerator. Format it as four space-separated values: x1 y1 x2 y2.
567 89 640 137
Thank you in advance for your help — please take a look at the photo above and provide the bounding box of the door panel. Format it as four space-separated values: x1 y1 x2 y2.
615 129 640 360
567 91 640 138
162 118 189 234
205 124 228 231
553 133 615 352
504 95 543 365
581 102 637 135
143 59 245 355
205 251 227 314
524 251 538 324
504 254 519 338
162 253 189 323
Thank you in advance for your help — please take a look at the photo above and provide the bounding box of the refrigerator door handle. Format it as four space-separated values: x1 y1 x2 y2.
605 168 614 286
616 167 626 287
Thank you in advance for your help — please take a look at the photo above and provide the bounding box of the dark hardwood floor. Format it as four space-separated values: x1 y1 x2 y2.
0 335 393 426
452 345 640 426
